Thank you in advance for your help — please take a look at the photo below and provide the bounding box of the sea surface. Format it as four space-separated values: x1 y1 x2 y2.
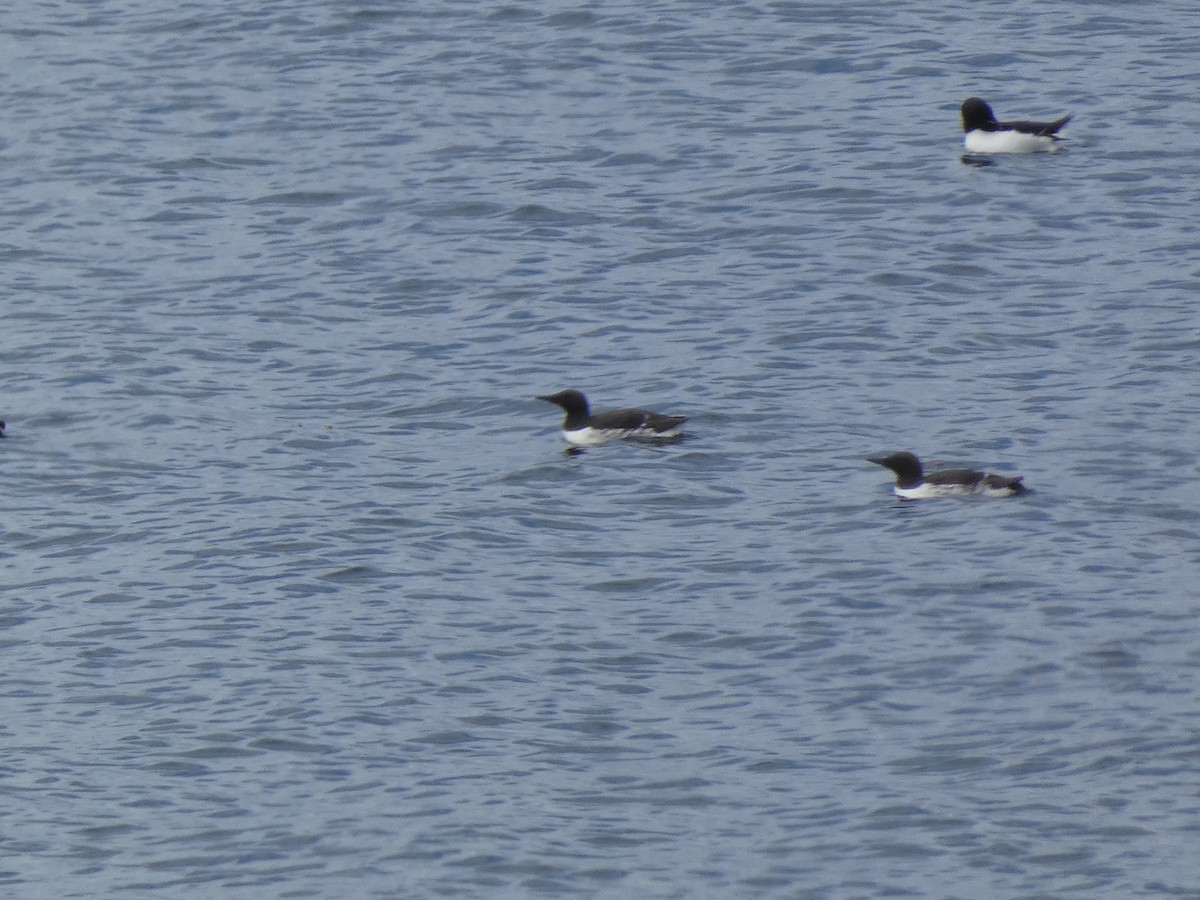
2 1 1200 897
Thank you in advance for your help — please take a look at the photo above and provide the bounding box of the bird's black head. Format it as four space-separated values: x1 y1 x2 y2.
960 97 997 132
867 451 924 482
536 389 590 417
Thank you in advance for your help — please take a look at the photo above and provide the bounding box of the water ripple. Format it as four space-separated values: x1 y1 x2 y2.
3 0 1200 897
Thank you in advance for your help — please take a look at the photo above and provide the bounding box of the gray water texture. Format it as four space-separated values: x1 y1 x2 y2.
2 0 1200 897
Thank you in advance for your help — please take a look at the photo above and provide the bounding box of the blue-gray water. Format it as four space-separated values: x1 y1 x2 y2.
3 1 1200 897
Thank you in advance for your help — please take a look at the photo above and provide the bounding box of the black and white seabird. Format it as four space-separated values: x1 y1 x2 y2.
868 451 1028 499
537 389 685 447
0 420 6 438
960 97 1071 153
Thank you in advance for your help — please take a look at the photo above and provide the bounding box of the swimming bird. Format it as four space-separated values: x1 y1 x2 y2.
0 420 5 438
960 97 1071 153
537 389 685 447
868 451 1028 499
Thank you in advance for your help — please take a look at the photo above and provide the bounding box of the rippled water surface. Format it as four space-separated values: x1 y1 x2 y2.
3 1 1200 897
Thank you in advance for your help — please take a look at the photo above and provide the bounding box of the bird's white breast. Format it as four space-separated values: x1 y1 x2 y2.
894 483 969 500
562 426 616 446
964 129 1059 154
